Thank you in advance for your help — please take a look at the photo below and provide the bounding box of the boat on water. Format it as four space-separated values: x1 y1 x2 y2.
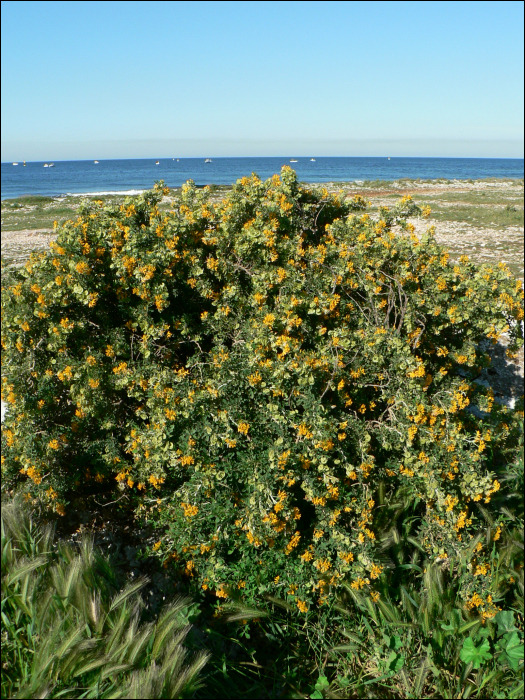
12 162 18 165
43 164 49 167
310 158 316 161
290 159 298 162
177 159 179 162
205 158 212 163
388 157 391 160
94 160 99 164
23 161 26 166
155 161 160 165
49 163 55 167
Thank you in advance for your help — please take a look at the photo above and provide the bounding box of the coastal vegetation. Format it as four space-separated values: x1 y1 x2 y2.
2 168 524 698
1 498 208 699
2 177 523 277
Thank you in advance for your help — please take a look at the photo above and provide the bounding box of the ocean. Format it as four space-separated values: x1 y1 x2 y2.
1 156 524 201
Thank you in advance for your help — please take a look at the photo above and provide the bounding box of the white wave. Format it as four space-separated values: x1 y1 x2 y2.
67 189 147 197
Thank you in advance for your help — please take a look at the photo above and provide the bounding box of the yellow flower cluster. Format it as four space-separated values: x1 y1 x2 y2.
181 502 198 517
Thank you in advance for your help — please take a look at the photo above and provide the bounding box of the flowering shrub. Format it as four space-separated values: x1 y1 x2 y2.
2 168 523 613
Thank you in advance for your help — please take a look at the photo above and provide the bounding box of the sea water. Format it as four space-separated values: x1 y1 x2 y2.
2 157 524 200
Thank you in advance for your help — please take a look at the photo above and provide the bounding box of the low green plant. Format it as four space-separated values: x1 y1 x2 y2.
1 195 55 208
1 497 208 699
322 575 524 699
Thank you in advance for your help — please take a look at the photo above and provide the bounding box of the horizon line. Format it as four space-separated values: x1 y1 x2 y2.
3 155 525 164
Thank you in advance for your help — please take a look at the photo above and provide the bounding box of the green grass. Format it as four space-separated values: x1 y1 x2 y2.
423 203 524 228
1 205 80 231
1 195 56 207
1 497 209 699
1 451 523 700
417 191 524 205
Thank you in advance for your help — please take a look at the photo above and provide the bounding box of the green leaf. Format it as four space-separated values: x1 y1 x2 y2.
495 610 517 635
460 637 492 669
314 675 330 692
440 622 456 632
389 635 403 651
387 651 405 673
440 609 463 633
498 631 524 671
337 675 350 688
458 619 480 635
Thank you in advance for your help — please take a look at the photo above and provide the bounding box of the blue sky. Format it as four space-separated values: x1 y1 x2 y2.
1 0 523 160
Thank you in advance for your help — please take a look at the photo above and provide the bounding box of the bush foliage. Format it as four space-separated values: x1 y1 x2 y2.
2 168 523 616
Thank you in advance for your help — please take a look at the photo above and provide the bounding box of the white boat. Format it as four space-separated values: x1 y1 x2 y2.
49 163 55 167
310 158 316 161
23 161 26 166
94 160 99 164
388 157 391 160
12 162 18 165
290 159 298 162
43 163 49 167
155 161 160 165
177 159 179 162
205 158 212 163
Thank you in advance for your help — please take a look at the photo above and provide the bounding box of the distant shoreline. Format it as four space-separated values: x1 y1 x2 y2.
2 176 525 203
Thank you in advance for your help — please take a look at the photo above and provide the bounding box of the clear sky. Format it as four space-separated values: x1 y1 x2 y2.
1 0 523 161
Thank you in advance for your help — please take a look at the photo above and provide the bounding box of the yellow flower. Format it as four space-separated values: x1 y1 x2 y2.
370 564 383 579
75 261 90 275
56 366 73 382
284 531 301 555
339 551 354 564
248 371 262 385
237 422 250 435
297 600 308 613
314 558 331 573
181 502 198 517
148 475 165 489
350 577 367 590
297 423 313 439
